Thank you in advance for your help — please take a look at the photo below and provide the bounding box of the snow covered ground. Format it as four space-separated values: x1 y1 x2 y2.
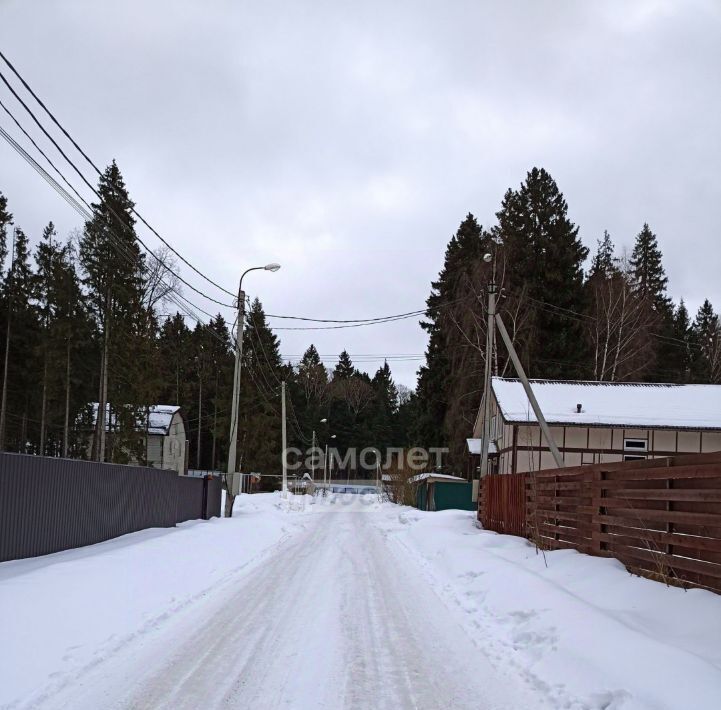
1 493 720 709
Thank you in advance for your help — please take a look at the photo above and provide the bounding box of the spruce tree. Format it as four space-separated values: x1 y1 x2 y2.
496 167 588 379
667 300 692 383
630 224 671 312
369 361 399 451
237 298 284 475
415 213 491 469
0 227 39 450
79 161 148 461
0 191 11 270
588 230 618 279
690 300 721 383
629 223 674 381
333 350 355 379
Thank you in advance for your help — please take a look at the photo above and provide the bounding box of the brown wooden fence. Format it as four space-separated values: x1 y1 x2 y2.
479 452 721 593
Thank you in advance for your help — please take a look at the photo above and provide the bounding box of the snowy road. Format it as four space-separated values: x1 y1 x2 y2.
44 506 531 710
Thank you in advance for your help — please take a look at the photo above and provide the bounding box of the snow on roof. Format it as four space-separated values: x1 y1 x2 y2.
90 404 182 436
409 472 468 484
466 438 498 455
491 377 721 430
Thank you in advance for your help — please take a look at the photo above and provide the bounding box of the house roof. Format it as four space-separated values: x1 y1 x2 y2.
491 377 721 430
409 472 468 484
90 404 182 436
466 438 498 455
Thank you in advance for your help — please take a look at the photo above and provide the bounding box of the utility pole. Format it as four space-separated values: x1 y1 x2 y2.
281 380 288 496
311 429 316 480
479 252 564 474
225 263 280 517
495 313 564 469
479 260 497 478
323 442 328 486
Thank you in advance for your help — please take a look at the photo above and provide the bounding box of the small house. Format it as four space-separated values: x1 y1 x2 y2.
89 404 188 474
469 377 721 475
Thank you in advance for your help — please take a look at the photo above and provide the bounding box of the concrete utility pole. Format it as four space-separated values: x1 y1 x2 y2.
479 252 564 473
281 380 288 496
479 262 497 479
311 429 316 481
226 263 280 517
495 311 565 469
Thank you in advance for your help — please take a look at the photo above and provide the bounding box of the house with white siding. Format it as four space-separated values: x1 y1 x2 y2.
89 404 188 474
469 378 721 475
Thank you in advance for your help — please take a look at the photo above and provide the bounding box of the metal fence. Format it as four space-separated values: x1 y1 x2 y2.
0 452 221 563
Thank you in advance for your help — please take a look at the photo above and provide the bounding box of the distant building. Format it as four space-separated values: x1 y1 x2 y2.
469 377 721 474
89 404 188 474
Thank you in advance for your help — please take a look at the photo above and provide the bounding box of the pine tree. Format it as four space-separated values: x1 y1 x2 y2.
496 167 589 379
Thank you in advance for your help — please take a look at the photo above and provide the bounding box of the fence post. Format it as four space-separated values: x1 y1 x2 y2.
201 475 209 521
590 468 604 555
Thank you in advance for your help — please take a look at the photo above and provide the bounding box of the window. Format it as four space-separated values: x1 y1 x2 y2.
624 454 646 461
624 438 648 452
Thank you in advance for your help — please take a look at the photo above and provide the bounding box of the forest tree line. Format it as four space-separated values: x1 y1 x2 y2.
0 165 718 475
0 163 405 475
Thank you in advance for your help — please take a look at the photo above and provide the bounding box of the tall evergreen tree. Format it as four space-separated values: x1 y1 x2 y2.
237 298 284 474
588 230 618 279
666 300 692 383
415 213 491 469
0 227 39 450
629 223 674 380
495 167 589 379
79 161 148 462
369 361 399 451
690 300 721 383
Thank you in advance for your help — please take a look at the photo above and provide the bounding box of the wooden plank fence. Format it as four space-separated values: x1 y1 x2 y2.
479 452 721 594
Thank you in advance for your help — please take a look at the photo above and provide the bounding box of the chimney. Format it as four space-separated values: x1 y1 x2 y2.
576 403 582 413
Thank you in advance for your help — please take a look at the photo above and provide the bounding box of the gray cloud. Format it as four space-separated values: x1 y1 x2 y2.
1 0 719 385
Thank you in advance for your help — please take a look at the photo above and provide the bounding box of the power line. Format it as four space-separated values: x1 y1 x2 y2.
0 69 235 310
0 117 230 354
0 49 237 300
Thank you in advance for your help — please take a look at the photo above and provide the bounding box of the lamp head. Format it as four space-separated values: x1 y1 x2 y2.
483 253 492 263
264 263 281 272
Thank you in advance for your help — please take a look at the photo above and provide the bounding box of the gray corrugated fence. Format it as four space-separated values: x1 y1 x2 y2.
0 452 222 563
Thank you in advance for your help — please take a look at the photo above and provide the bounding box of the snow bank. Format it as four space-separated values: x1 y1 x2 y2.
0 492 309 708
374 507 721 710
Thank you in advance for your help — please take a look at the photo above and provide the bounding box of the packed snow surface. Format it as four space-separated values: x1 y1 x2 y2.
1 492 720 709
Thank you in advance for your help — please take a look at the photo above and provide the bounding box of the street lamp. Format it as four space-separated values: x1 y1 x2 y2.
226 263 281 514
311 419 328 481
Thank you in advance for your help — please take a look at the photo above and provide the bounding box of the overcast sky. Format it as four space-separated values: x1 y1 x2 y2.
1 0 719 387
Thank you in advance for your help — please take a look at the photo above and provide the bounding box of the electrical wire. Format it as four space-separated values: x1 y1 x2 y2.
0 49 237 300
